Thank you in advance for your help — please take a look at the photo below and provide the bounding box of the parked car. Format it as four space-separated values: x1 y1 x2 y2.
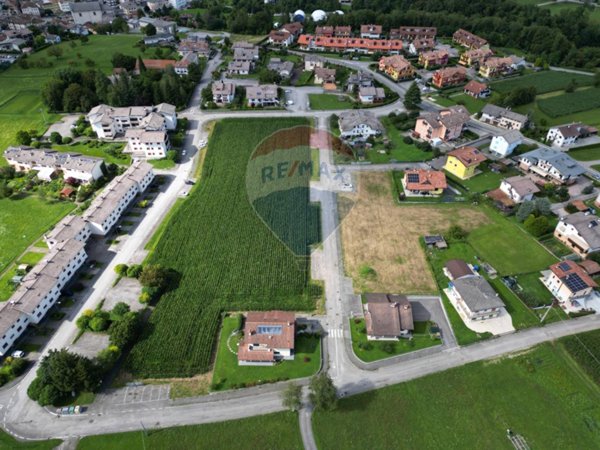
11 350 25 358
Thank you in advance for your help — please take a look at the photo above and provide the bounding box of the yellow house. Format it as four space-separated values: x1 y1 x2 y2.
444 146 487 179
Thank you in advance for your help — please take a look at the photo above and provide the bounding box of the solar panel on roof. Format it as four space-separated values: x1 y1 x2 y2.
563 273 588 292
407 173 420 183
558 261 571 271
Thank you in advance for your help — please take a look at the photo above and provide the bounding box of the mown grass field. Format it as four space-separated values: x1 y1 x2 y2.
0 430 61 449
313 343 600 449
126 118 320 378
0 196 74 274
0 35 142 157
77 412 303 450
308 93 355 110
491 70 593 94
568 143 600 162
538 87 600 118
211 316 320 390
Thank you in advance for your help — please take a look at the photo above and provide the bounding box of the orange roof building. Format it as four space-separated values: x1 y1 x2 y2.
297 34 403 55
403 169 447 196
378 54 415 81
237 311 296 365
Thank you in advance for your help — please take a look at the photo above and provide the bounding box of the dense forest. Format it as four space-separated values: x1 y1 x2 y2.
42 60 203 112
173 0 600 68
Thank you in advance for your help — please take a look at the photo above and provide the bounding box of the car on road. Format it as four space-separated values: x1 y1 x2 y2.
182 150 187 156
185 179 195 185
11 350 25 358
286 100 294 106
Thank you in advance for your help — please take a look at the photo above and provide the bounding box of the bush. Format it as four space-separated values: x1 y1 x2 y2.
447 225 468 241
126 264 143 278
49 132 62 144
114 264 128 276
89 316 109 332
76 314 91 330
582 185 594 195
403 136 413 145
62 137 73 144
565 203 578 214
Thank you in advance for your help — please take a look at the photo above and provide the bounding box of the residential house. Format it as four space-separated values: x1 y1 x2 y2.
444 146 487 179
487 175 539 210
358 86 385 104
144 34 175 46
334 26 352 37
267 58 294 78
452 28 488 49
233 46 259 63
478 56 513 78
431 66 467 89
20 2 41 16
554 212 600 258
463 80 490 98
83 161 154 235
542 260 597 305
297 35 403 54
211 81 235 105
4 147 104 183
447 275 505 320
44 215 91 249
138 17 176 35
87 103 176 139
579 260 600 277
169 0 188 9
489 130 523 156
173 52 198 76
314 67 336 85
413 105 470 144
364 293 414 340
125 130 169 159
227 60 251 76
304 54 324 71
237 311 295 365
480 104 528 130
402 169 447 196
232 41 255 50
418 49 448 69
281 22 303 39
268 30 293 47
338 110 383 139
459 48 493 67
346 71 374 92
315 26 333 37
361 24 382 39
69 1 105 25
378 55 415 81
392 26 437 41
408 38 435 56
246 85 279 107
518 148 585 184
444 259 474 280
178 39 210 58
547 123 597 148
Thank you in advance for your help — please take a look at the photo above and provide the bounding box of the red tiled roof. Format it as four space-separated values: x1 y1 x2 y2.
298 34 403 52
464 80 488 95
237 311 295 363
138 59 176 71
448 146 487 167
550 260 597 288
404 169 447 191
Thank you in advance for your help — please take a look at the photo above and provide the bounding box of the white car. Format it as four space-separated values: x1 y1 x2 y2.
287 100 294 106
11 350 25 358
182 150 187 156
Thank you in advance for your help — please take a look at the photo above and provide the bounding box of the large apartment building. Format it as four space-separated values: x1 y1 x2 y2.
87 103 177 139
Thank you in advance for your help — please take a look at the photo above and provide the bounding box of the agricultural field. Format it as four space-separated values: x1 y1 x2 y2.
126 118 320 378
491 71 593 95
540 2 600 23
562 329 600 386
339 173 490 294
0 196 74 274
77 412 303 450
211 316 320 390
308 93 355 110
0 35 142 156
537 87 600 118
313 343 600 449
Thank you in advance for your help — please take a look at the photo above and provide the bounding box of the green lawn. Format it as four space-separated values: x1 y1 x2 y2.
0 430 60 449
313 343 600 449
148 159 176 170
367 117 432 163
515 272 554 307
295 70 313 86
77 412 303 450
491 70 593 95
567 143 600 162
432 93 487 114
211 316 321 391
447 166 519 193
540 2 600 23
53 142 130 166
17 251 45 266
488 277 539 329
0 35 142 160
514 97 600 128
308 93 355 110
349 318 441 362
467 207 558 275
0 196 75 274
311 148 320 181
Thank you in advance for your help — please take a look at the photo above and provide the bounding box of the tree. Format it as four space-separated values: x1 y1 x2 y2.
281 382 303 412
108 312 141 348
516 201 535 222
144 23 157 36
111 53 136 71
47 46 63 59
0 181 13 199
447 225 467 241
49 131 62 144
403 82 421 111
89 316 109 332
138 264 170 289
534 197 552 216
524 214 549 237
309 372 337 411
114 264 129 276
15 130 31 145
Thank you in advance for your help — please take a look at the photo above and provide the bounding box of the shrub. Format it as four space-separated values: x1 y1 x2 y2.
359 264 377 280
76 314 91 330
49 132 62 144
582 185 594 195
403 136 413 145
89 316 109 332
380 342 396 354
126 264 143 278
114 264 128 276
447 225 468 241
565 203 578 214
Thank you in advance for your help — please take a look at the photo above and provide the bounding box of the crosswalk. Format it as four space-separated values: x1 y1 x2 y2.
328 328 344 338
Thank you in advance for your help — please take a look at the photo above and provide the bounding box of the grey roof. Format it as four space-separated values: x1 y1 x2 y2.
481 104 528 124
46 215 88 243
0 307 25 339
212 81 235 96
561 212 600 249
69 1 102 12
452 276 505 311
124 160 153 185
338 110 383 133
4 147 102 174
497 130 523 145
519 148 585 178
267 58 294 75
246 84 278 100
359 86 385 98
503 176 539 197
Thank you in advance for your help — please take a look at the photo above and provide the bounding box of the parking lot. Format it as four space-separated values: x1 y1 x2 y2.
116 384 171 405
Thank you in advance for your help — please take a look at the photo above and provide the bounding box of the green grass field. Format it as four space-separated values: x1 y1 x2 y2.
432 93 487 114
491 70 593 94
77 412 303 450
515 272 554 307
538 87 600 118
126 118 320 378
540 2 600 23
0 196 74 274
448 166 519 193
568 144 600 162
52 142 130 166
349 319 440 362
367 118 432 163
313 342 600 449
0 430 60 449
211 316 320 390
0 35 142 158
308 93 355 110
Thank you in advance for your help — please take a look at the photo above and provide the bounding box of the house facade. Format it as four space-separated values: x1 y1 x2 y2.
124 130 169 159
338 110 383 139
378 55 414 81
478 57 513 78
358 86 385 104
212 81 235 105
418 49 448 69
480 104 528 130
489 130 523 156
547 123 597 148
499 176 539 203
463 80 490 98
431 66 467 89
542 260 597 304
459 48 493 67
413 105 470 144
554 212 600 258
444 146 487 179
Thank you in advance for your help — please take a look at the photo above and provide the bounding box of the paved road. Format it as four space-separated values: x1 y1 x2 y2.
4 49 600 444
